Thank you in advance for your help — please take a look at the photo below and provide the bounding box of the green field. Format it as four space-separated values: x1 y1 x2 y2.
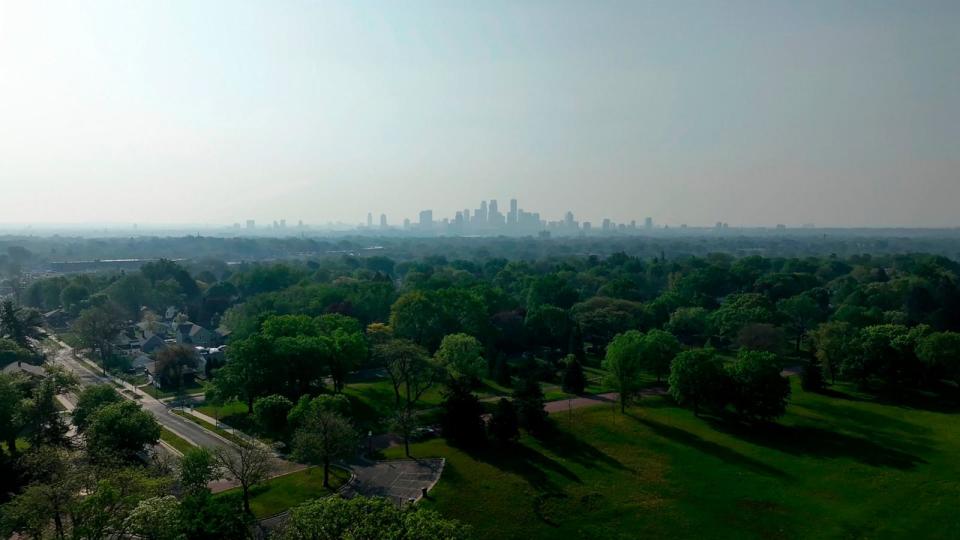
385 379 960 540
220 466 350 518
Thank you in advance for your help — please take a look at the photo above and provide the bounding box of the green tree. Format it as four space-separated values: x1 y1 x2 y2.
811 321 855 384
728 350 791 421
71 384 123 433
0 372 24 455
561 354 586 394
915 331 960 385
279 496 471 540
0 300 44 354
778 294 825 352
389 405 419 458
74 303 126 373
154 344 199 397
124 496 185 540
253 394 294 437
513 377 548 434
603 330 646 413
488 398 519 444
85 400 162 463
641 329 680 383
665 307 709 345
668 349 729 416
434 333 485 385
376 339 438 408
439 379 486 448
178 447 220 496
291 409 356 488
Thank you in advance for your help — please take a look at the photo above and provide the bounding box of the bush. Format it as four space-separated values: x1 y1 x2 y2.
253 394 294 437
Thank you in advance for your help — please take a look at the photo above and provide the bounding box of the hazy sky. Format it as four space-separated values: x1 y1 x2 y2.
1 1 958 227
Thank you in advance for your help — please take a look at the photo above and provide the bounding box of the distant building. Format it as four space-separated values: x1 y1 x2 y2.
380 214 388 228
367 213 373 228
645 217 653 229
245 220 255 229
419 210 433 229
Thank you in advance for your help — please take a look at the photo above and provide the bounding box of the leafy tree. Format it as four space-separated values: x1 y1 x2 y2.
513 377 548 434
71 384 122 433
665 307 709 346
603 330 646 413
253 394 294 437
19 374 76 447
488 398 519 444
376 339 438 408
291 409 356 488
736 323 785 353
570 297 647 351
778 293 825 352
707 293 776 343
641 329 680 383
389 406 419 458
0 300 44 354
178 447 220 495
124 496 185 540
85 400 162 463
324 321 367 394
915 331 960 384
287 394 352 433
811 321 855 384
439 379 486 448
801 357 825 392
207 333 276 414
0 338 30 367
74 303 126 373
727 350 791 422
493 354 511 386
214 441 274 515
179 491 252 540
59 284 90 314
0 373 24 455
279 496 471 540
561 355 586 394
434 333 485 385
155 344 199 396
668 349 729 416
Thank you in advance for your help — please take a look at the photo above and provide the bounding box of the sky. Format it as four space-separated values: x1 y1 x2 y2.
0 1 958 228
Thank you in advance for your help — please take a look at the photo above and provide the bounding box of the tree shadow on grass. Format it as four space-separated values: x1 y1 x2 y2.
531 427 628 473
817 385 960 415
707 419 927 471
626 413 790 479
462 443 582 492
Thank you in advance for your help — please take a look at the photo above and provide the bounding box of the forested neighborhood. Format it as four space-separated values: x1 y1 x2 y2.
1 237 959 538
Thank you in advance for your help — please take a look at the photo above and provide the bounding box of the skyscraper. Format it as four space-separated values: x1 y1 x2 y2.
380 214 387 228
508 199 518 225
419 209 433 229
645 217 653 229
367 213 373 228
245 220 255 229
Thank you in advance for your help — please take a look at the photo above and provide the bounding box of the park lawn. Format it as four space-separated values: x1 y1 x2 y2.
159 427 195 455
142 380 206 399
223 466 350 518
386 379 960 540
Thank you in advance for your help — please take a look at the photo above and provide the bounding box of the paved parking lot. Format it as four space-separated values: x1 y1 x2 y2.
341 457 446 505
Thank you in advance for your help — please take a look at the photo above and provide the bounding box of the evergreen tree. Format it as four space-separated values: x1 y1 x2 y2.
801 357 825 392
513 377 549 434
439 379 486 448
488 398 520 444
561 355 586 394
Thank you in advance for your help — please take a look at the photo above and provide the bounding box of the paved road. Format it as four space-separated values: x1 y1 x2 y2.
50 338 232 452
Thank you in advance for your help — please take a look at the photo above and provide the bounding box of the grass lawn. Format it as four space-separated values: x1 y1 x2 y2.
142 380 206 399
221 466 350 518
159 427 195 455
386 379 960 540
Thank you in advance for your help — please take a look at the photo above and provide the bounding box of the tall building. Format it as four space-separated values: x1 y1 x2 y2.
367 213 373 228
508 199 518 225
419 209 433 229
564 211 575 228
380 214 387 228
645 217 653 229
245 220 255 229
279 219 286 228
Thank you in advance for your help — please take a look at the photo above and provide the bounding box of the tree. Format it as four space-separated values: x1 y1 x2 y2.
0 300 44 354
85 400 162 463
291 409 356 488
279 496 471 540
640 329 680 383
74 303 126 373
778 294 825 352
179 491 251 540
0 373 24 455
19 374 75 447
488 398 519 444
178 447 220 495
603 330 646 413
561 354 586 394
801 357 825 392
253 394 294 437
207 333 276 414
811 321 855 384
727 350 791 422
570 297 648 351
154 345 199 397
434 333 485 385
124 496 185 540
390 405 419 458
59 284 90 315
376 339 438 408
0 338 30 367
668 349 729 416
439 379 486 448
214 441 274 515
665 307 709 345
513 377 548 434
71 384 122 433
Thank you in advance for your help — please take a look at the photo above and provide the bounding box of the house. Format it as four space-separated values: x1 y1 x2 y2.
145 360 198 390
138 334 168 355
135 320 171 339
163 306 178 322
175 323 221 347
